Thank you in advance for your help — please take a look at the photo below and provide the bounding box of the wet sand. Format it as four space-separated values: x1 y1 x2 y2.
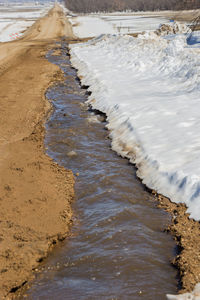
156 192 200 293
0 5 75 299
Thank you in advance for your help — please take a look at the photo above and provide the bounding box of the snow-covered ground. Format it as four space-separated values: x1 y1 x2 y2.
69 14 171 37
69 16 116 37
69 29 200 221
0 3 52 42
101 14 172 34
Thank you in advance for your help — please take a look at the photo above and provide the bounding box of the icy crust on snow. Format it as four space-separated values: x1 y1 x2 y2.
70 33 200 220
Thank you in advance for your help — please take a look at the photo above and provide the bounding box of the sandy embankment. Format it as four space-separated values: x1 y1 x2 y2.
0 4 76 299
164 9 200 23
129 9 200 23
148 11 200 291
155 192 200 294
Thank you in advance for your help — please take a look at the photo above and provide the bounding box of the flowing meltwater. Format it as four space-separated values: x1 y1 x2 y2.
23 42 178 299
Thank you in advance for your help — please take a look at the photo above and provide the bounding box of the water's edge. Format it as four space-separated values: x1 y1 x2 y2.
21 41 178 299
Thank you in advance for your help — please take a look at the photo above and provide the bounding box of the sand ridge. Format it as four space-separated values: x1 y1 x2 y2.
0 4 76 299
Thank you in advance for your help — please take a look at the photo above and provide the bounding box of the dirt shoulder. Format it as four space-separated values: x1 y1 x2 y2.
154 192 200 294
165 9 200 23
130 9 200 23
0 4 76 299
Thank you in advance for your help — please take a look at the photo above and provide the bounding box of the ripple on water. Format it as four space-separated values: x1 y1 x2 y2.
22 43 178 300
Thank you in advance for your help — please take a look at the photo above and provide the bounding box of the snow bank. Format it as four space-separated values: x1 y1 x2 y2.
0 4 51 42
0 20 33 41
69 32 200 220
167 283 200 299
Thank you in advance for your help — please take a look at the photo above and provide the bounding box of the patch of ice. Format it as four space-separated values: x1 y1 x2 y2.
67 151 77 157
87 114 101 123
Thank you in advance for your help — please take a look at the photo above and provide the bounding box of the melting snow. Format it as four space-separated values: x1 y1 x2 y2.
167 283 200 299
69 29 200 221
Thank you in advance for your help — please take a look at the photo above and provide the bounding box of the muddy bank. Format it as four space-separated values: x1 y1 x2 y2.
21 43 178 299
169 10 200 23
0 5 75 299
155 192 200 293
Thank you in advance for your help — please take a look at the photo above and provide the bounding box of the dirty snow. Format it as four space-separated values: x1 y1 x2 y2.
69 29 200 221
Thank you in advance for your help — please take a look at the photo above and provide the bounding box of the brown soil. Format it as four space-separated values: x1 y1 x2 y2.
131 10 200 23
168 10 200 23
0 4 76 299
154 191 200 293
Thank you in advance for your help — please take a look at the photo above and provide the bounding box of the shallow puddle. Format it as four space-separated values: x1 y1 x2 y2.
23 41 177 299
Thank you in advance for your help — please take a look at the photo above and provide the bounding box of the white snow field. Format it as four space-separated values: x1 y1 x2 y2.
69 16 116 37
0 3 52 42
70 29 200 221
69 14 171 38
101 14 171 34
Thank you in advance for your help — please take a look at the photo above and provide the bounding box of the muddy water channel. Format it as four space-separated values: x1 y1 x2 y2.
25 42 178 299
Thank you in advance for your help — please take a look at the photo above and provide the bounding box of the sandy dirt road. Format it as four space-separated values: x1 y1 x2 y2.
0 4 76 299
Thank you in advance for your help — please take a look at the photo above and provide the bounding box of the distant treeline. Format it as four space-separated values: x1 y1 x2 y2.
64 0 200 12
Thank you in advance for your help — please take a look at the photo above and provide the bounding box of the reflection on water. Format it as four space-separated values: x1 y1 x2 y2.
24 42 177 299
